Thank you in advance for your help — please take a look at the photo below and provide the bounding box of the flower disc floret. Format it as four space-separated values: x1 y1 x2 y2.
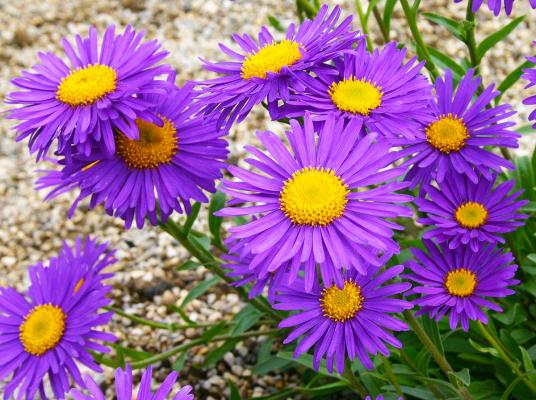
56 64 117 106
280 167 349 226
241 40 303 79
19 304 66 356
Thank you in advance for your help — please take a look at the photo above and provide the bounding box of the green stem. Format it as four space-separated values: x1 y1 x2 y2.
106 306 231 331
403 311 474 400
465 1 480 75
354 0 374 51
372 5 389 43
159 218 283 320
383 356 404 399
399 0 439 80
130 328 281 369
477 322 536 394
342 360 368 397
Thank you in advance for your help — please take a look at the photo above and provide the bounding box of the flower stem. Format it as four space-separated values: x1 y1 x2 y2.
354 0 374 51
383 355 404 399
477 322 536 394
465 0 480 75
159 218 283 320
372 5 389 43
403 311 474 400
130 328 281 369
106 306 232 331
343 360 368 397
399 0 439 80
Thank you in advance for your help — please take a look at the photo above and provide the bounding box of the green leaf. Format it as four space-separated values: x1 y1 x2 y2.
204 338 240 367
180 275 220 307
267 16 285 33
520 346 536 376
232 304 263 335
383 0 398 35
253 356 294 375
172 351 188 372
426 46 465 79
477 16 525 61
183 202 201 235
176 260 199 271
421 315 445 357
497 60 535 102
301 381 349 396
208 191 226 246
202 321 228 342
229 380 242 400
517 123 536 135
448 368 470 386
422 12 465 41
277 351 334 377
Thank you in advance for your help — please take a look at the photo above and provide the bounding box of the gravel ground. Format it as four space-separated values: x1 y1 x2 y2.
0 0 535 398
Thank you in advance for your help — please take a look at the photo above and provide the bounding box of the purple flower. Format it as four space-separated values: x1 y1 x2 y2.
218 113 412 290
454 0 536 15
36 83 228 228
523 42 536 129
223 240 290 303
199 4 360 130
279 41 432 139
274 266 412 373
405 240 519 331
397 69 518 188
7 25 173 159
417 173 528 251
70 365 194 400
0 238 116 399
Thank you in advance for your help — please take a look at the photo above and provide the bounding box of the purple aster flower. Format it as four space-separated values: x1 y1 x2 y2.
416 173 528 251
279 41 432 139
365 396 402 400
523 42 536 128
404 240 519 331
199 4 360 129
454 0 536 15
396 69 518 188
0 239 116 399
223 240 290 303
218 113 412 290
70 364 194 400
274 266 412 373
7 25 173 159
36 82 228 228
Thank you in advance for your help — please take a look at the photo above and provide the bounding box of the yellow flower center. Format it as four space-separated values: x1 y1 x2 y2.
74 278 85 293
321 280 364 322
426 114 469 153
19 304 66 356
455 201 488 229
445 269 477 297
329 77 383 115
241 40 303 80
56 64 117 106
116 117 178 169
280 167 349 226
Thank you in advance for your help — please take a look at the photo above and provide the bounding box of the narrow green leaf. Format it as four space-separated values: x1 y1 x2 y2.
202 321 228 342
204 338 240 367
422 12 465 41
268 16 285 33
497 60 535 102
232 304 263 335
229 380 242 400
183 202 201 235
176 260 199 271
253 356 294 375
477 16 525 61
208 191 226 245
172 351 188 372
520 346 536 376
383 0 398 35
517 123 536 135
277 351 334 377
180 275 220 307
427 46 465 79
